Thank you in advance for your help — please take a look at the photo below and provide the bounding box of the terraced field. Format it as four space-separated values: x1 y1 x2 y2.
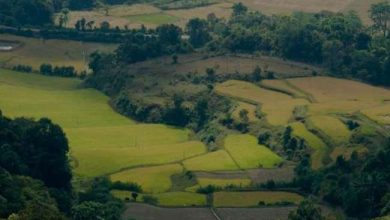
182 150 239 171
290 122 327 169
216 80 308 125
0 34 117 72
224 134 283 169
110 164 184 193
307 116 351 145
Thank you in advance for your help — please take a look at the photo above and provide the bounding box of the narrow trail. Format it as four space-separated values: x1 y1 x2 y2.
211 207 222 220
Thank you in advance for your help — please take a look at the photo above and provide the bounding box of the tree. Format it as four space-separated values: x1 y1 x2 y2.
131 192 138 201
370 1 390 37
232 2 248 17
239 109 249 123
157 24 182 45
252 65 262 82
69 0 96 10
288 200 324 220
58 8 69 28
172 54 178 64
40 63 53 75
186 18 211 48
206 67 216 82
100 21 110 31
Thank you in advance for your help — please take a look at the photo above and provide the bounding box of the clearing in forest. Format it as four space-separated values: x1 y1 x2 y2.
0 34 117 72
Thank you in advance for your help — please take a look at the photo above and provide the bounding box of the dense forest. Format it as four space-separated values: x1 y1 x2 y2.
0 113 126 219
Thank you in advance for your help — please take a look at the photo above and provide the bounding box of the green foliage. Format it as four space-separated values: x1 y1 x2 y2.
0 0 54 26
288 200 324 220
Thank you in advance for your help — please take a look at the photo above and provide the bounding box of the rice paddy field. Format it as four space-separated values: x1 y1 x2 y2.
213 191 304 207
0 34 117 72
0 69 206 177
232 101 259 122
110 164 184 193
290 122 327 169
307 116 351 145
182 150 239 171
224 134 283 169
216 80 309 125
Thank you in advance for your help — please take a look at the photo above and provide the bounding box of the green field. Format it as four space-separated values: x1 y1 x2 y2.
0 69 206 176
290 122 327 169
224 134 283 169
110 164 183 193
213 191 304 207
111 190 207 206
182 150 239 171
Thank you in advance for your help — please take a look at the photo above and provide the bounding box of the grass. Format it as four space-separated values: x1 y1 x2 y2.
260 79 307 99
127 13 178 25
213 191 304 207
308 116 351 145
111 190 207 206
290 122 327 169
362 104 390 125
216 80 308 125
0 69 206 177
110 164 183 193
182 150 239 171
0 34 117 72
224 134 283 169
232 101 259 122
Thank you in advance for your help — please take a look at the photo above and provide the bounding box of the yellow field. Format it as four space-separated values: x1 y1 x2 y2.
182 150 239 171
308 116 351 145
224 134 283 169
0 69 206 177
216 80 308 125
232 101 259 122
287 77 390 121
362 104 390 125
0 34 117 72
213 191 304 207
260 79 308 99
290 122 327 169
110 164 183 193
287 77 390 103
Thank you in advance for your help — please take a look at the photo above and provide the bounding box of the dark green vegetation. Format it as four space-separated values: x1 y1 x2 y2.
0 113 71 218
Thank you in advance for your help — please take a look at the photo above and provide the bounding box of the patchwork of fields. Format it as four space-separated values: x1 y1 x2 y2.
1 62 389 212
58 0 378 31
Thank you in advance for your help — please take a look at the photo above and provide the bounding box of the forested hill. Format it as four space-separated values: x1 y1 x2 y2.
0 113 71 218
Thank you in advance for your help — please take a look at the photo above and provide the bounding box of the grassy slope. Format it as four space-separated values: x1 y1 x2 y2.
0 69 206 176
110 164 183 193
182 150 239 171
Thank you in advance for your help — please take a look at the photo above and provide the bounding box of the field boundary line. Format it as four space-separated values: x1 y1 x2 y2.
283 79 318 103
211 207 222 220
